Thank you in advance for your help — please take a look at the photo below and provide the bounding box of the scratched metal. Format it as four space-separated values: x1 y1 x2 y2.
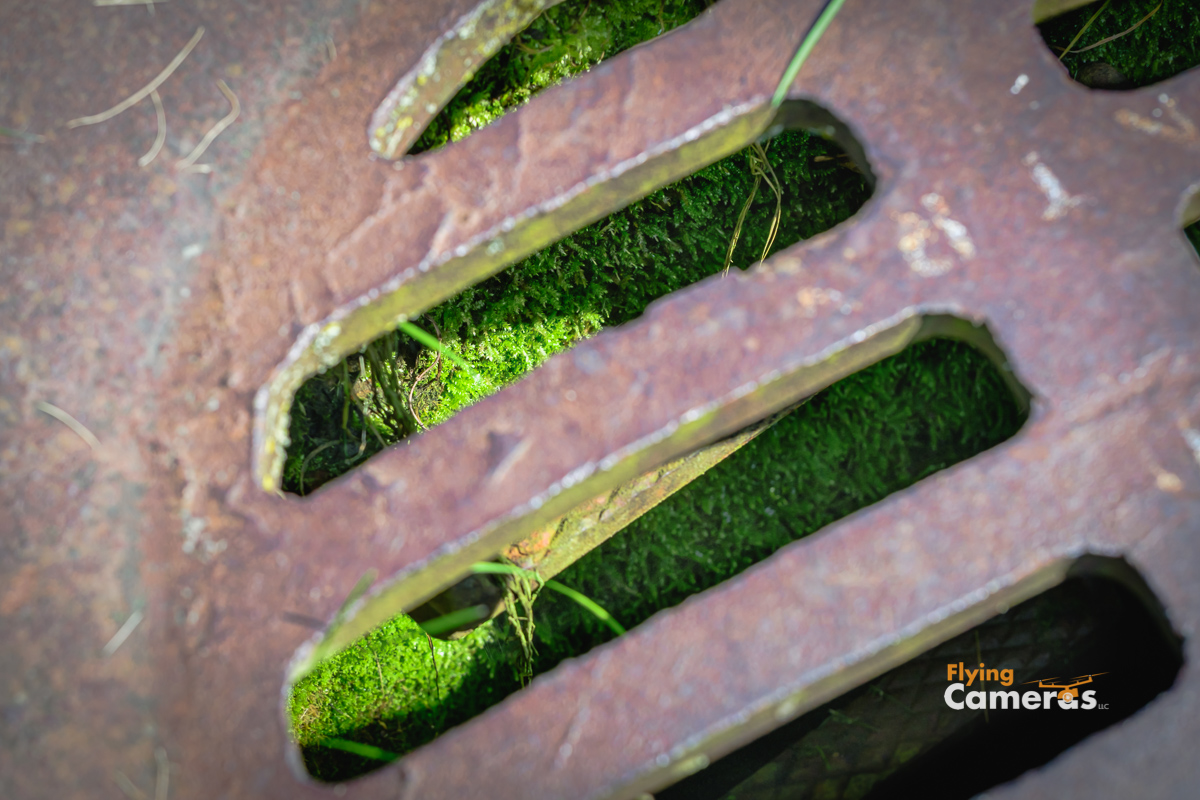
2 1 1199 800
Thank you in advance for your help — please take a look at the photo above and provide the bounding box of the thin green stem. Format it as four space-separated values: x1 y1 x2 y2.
1057 0 1112 60
397 321 490 387
319 737 399 762
544 580 626 636
471 562 626 636
416 604 492 637
771 0 849 109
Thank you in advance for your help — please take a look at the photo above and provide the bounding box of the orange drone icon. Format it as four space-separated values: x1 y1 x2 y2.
1023 672 1110 702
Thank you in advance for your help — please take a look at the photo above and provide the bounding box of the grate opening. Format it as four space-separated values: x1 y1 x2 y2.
1185 189 1200 260
407 0 719 157
1035 0 1199 90
656 557 1184 800
280 112 874 496
287 331 1030 782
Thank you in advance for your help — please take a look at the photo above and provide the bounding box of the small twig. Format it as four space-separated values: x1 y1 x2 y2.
35 400 101 450
1068 1 1162 55
154 747 169 800
0 125 45 143
751 142 783 266
67 26 204 128
425 633 442 703
114 770 149 800
176 79 240 171
298 440 337 496
103 609 144 656
93 0 169 6
138 89 166 167
405 319 444 430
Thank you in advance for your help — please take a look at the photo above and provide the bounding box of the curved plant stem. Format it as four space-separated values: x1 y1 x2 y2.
1070 1 1162 55
544 580 626 636
1057 0 1112 60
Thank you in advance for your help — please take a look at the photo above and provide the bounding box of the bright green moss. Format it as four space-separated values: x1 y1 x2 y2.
410 0 717 154
283 127 871 494
291 337 1027 782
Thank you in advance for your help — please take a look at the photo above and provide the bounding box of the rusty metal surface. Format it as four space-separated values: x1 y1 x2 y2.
2 1 1199 800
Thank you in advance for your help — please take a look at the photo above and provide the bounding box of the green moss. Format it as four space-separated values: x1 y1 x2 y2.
286 0 1199 784
284 126 871 494
410 0 717 154
291 338 1027 781
1037 0 1200 259
1037 0 1200 88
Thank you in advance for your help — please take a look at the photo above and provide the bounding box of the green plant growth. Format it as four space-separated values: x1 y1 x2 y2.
283 125 871 494
289 337 1028 781
283 0 1199 784
1038 0 1198 87
1037 0 1200 255
409 0 717 155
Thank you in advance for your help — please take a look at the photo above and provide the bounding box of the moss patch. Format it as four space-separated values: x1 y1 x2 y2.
291 337 1027 781
286 0 1198 784
283 125 871 494
410 0 717 155
1037 0 1200 88
1037 0 1200 255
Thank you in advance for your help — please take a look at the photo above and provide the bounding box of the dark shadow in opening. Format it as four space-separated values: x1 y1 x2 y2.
1184 190 1200 262
658 556 1184 800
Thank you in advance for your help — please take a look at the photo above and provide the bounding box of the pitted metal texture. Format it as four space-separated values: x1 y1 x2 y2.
2 1 1199 799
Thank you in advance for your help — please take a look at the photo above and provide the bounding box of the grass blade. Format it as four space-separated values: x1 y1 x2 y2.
416 604 492 637
319 737 399 762
544 580 626 636
771 0 849 109
471 562 627 636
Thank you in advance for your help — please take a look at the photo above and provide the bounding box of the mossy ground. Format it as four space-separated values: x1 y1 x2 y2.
292 338 1026 782
287 0 1200 783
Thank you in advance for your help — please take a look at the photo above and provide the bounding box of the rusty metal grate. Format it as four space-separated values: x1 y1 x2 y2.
2 1 1200 799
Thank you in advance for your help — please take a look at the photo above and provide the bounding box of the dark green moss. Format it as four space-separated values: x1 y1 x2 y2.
1037 0 1200 88
292 338 1027 781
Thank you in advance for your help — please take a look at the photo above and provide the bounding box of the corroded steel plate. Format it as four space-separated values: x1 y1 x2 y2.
2 1 1199 799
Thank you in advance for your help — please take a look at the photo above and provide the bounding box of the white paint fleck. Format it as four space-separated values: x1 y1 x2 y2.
1025 154 1085 221
893 193 975 276
1010 74 1029 95
182 243 204 260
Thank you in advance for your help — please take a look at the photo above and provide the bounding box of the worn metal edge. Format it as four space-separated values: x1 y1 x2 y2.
607 557 1076 800
285 311 928 682
254 101 779 492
